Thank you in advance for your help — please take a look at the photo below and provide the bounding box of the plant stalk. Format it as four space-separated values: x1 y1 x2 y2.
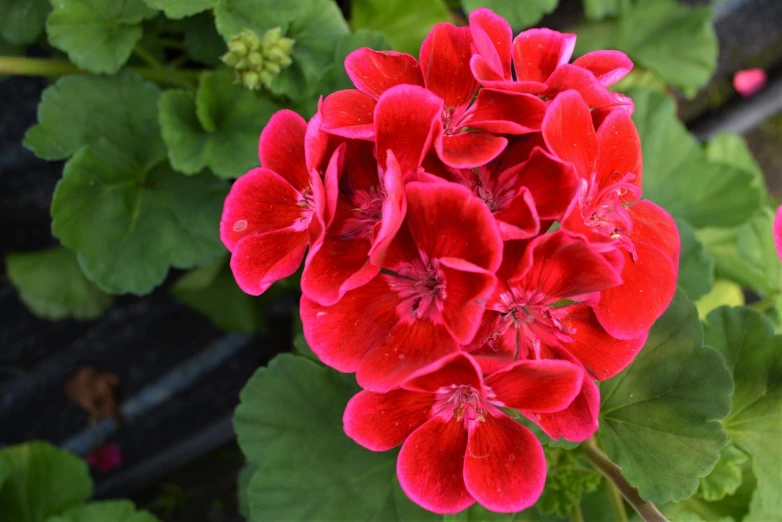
583 439 669 522
571 501 585 522
0 56 202 88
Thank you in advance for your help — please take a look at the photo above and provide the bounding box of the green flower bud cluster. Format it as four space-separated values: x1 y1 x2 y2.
221 28 295 91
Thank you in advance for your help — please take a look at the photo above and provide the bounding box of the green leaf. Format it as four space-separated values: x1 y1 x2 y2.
51 145 227 295
696 280 745 321
677 219 715 301
45 501 160 522
234 354 438 521
180 12 226 66
697 444 748 502
141 0 213 18
6 247 113 321
574 0 717 97
291 308 318 361
0 0 50 45
46 0 158 74
597 290 733 504
158 70 280 179
24 72 166 168
461 0 557 30
446 504 550 521
629 88 764 228
172 255 264 333
0 441 93 522
705 133 766 192
237 462 256 519
536 449 601 518
703 306 782 518
351 0 450 55
318 29 392 96
582 0 631 21
214 0 349 100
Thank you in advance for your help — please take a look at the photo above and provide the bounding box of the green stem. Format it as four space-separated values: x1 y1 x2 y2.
133 44 163 69
0 56 202 88
607 476 630 522
582 439 669 522
749 292 778 313
571 501 585 522
158 37 186 50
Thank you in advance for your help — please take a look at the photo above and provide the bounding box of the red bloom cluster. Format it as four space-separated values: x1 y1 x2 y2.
221 8 679 515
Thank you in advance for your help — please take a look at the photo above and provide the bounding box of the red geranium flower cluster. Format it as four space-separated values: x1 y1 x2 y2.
220 8 680 515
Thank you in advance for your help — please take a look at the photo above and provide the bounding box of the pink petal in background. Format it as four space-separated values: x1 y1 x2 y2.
733 68 767 97
774 206 782 262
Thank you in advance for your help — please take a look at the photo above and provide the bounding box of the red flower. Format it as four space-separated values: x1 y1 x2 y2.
468 8 633 112
544 90 680 340
343 352 584 514
301 85 443 305
86 442 122 473
321 23 546 168
220 110 336 295
301 182 502 392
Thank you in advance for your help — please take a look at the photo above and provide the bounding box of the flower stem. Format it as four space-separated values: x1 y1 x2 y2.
0 56 202 88
607 476 630 522
749 292 778 313
571 501 585 522
133 43 163 69
582 439 669 522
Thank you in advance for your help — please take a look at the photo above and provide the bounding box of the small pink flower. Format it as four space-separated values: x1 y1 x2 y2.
86 442 122 472
774 206 782 262
733 68 767 97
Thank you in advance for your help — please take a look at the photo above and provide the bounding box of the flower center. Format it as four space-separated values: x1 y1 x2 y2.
390 259 446 320
433 385 500 428
579 171 640 258
336 186 385 240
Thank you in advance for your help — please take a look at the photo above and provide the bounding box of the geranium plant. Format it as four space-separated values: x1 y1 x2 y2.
1 1 780 521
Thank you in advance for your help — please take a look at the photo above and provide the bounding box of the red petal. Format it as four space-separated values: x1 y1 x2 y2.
512 147 579 220
304 102 334 173
300 276 400 372
436 132 508 169
494 188 540 241
320 89 377 140
512 231 622 301
343 389 435 451
594 241 677 340
542 90 597 179
469 8 512 82
572 50 633 86
775 206 782 261
345 48 423 99
368 150 408 266
438 258 498 344
375 84 443 175
628 200 680 267
405 182 502 272
524 377 600 443
555 304 647 381
486 359 583 412
220 168 307 251
403 352 483 393
463 414 546 513
258 110 309 191
357 319 459 392
596 109 642 190
512 29 576 83
545 64 633 111
464 90 546 135
420 23 478 110
230 229 307 295
397 417 473 514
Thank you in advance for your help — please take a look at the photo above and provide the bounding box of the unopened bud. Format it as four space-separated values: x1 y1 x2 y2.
221 27 295 91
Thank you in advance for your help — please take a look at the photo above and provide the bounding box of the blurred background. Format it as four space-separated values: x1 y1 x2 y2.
1 0 780 520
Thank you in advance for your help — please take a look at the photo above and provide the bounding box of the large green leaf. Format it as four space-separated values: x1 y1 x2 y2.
630 88 764 228
45 501 160 522
704 307 782 518
24 72 166 168
171 256 265 333
574 0 717 96
582 0 631 21
461 0 557 30
236 462 256 519
158 70 280 179
141 0 213 18
0 442 93 522
234 354 438 521
5 247 113 320
705 133 767 193
0 0 50 45
597 290 733 504
214 0 349 100
179 12 225 66
46 0 158 74
51 145 227 295
695 280 745 321
351 0 450 55
677 219 715 301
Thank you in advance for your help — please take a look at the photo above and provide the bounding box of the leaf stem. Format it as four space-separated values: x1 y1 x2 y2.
582 439 669 522
0 56 202 88
606 474 630 522
749 292 778 313
571 501 585 522
133 43 163 69
158 37 186 50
